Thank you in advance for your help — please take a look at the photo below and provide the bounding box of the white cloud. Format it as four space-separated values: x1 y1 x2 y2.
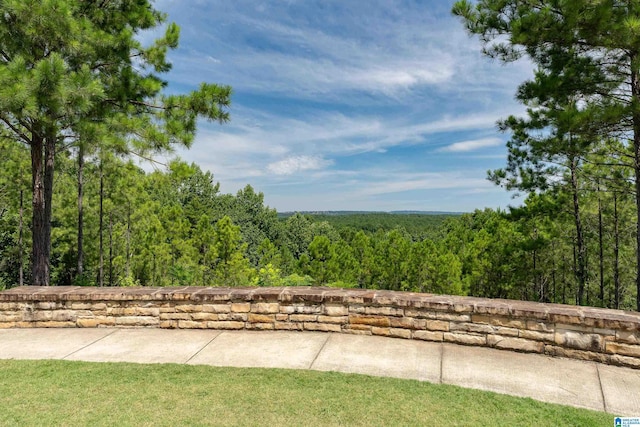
267 155 333 175
354 172 491 196
440 137 503 152
153 1 532 212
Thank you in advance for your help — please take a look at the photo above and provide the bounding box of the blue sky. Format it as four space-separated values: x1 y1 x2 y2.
150 0 533 212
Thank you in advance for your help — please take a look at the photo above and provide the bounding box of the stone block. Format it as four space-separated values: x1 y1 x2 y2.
413 330 444 342
472 314 526 329
175 304 200 313
247 322 275 330
555 330 603 352
323 305 348 316
274 322 303 331
202 304 231 313
36 302 58 310
217 313 247 321
347 324 371 332
426 320 449 331
371 327 390 336
494 326 519 337
231 303 250 313
159 320 178 328
343 328 372 336
90 303 107 311
191 312 219 321
526 320 554 332
69 303 92 310
364 306 404 316
434 312 471 322
0 314 21 322
248 313 275 323
444 332 486 346
278 305 296 314
107 307 137 316
387 316 413 329
77 317 101 328
206 321 245 330
544 345 608 363
291 304 322 314
34 321 75 328
617 330 640 345
608 354 640 369
251 302 280 314
0 322 17 328
290 314 317 322
519 329 554 343
34 310 77 322
555 323 593 333
389 328 411 339
450 322 495 334
550 313 583 325
605 342 640 358
178 320 207 329
115 316 159 326
275 314 289 321
134 307 160 316
304 322 341 332
487 335 544 353
15 321 34 328
160 312 191 321
404 308 436 319
317 315 348 324
349 314 390 327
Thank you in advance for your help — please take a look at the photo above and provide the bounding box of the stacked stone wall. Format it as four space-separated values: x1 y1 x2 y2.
1 286 639 369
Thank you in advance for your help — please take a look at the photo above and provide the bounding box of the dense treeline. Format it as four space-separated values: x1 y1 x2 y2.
0 139 637 310
295 213 455 240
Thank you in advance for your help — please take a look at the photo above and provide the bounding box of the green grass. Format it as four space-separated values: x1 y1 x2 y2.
0 360 610 426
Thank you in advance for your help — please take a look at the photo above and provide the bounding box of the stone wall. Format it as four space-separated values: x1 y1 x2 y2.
1 286 639 369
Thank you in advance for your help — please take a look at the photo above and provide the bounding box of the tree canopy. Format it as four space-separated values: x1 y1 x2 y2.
0 0 231 285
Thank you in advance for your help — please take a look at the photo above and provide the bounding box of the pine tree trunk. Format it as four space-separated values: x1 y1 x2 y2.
18 189 24 287
597 185 605 307
614 192 620 309
44 131 55 283
77 144 84 280
570 153 586 305
31 133 48 286
633 62 640 311
109 211 113 286
98 161 104 287
126 202 131 279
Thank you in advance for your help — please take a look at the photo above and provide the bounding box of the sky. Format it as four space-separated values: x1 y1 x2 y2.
149 0 534 212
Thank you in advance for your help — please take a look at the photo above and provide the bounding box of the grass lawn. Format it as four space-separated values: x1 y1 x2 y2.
0 359 610 426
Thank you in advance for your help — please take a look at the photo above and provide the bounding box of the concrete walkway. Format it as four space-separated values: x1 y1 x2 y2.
0 328 638 416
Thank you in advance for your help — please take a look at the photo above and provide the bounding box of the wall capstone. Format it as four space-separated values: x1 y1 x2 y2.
1 286 639 369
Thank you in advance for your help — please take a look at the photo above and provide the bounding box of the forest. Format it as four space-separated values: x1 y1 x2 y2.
0 143 638 310
1 0 640 312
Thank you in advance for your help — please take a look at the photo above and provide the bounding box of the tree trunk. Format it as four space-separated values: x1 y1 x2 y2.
98 161 104 287
570 152 586 305
633 62 640 312
44 131 55 282
18 189 24 287
597 184 605 307
126 202 131 279
109 211 113 286
614 192 621 309
77 144 84 279
31 133 48 286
